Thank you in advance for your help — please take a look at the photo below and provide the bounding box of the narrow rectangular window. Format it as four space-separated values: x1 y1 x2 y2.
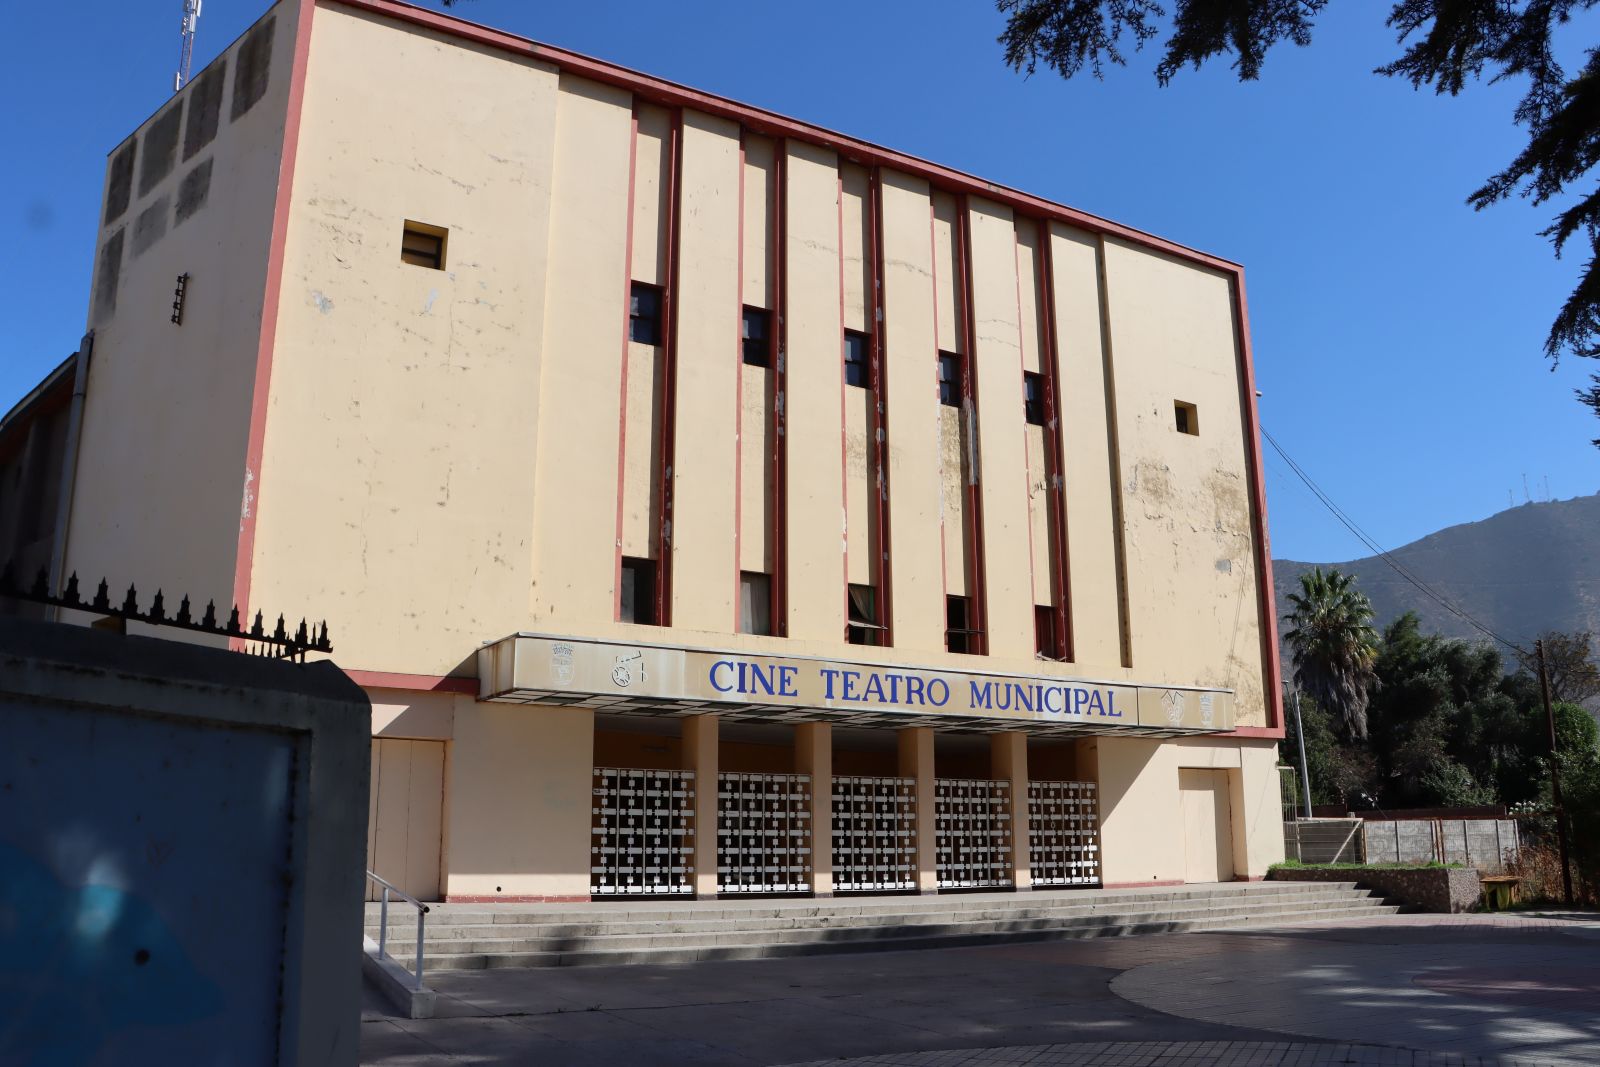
400 221 447 270
946 595 980 655
846 583 882 646
1023 372 1047 426
742 306 771 367
619 557 657 625
1174 400 1199 436
739 571 772 635
630 282 663 346
1035 605 1063 659
937 352 961 407
843 330 870 389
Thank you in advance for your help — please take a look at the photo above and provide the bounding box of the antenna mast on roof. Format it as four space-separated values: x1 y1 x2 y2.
176 0 203 93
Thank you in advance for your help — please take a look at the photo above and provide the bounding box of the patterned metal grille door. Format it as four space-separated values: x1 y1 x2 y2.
934 778 1013 889
830 775 917 892
1027 780 1101 886
591 767 696 897
716 772 813 894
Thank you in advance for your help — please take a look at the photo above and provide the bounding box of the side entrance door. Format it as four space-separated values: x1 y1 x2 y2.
366 738 445 901
1178 768 1234 884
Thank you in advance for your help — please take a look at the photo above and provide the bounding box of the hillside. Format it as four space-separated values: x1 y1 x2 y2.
1273 493 1600 651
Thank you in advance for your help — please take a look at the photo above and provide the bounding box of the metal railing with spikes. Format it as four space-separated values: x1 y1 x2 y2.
0 562 332 662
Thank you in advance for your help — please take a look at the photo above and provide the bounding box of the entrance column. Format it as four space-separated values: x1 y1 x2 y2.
794 722 833 896
682 713 720 898
898 726 937 893
991 731 1031 889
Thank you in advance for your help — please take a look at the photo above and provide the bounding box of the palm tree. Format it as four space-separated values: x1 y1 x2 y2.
1283 567 1380 741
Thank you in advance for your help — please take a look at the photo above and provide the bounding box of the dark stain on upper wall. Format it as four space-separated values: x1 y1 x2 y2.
140 100 185 199
105 141 136 225
94 229 126 322
176 159 215 226
232 16 276 122
184 60 228 161
133 197 171 258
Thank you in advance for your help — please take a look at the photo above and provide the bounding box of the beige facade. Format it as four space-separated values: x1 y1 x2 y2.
47 0 1285 903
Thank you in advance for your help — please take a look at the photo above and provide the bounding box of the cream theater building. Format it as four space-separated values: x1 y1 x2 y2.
45 0 1287 902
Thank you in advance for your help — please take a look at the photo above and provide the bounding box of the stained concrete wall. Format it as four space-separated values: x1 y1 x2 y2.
47 0 1285 900
65 1 302 620
1087 733 1284 884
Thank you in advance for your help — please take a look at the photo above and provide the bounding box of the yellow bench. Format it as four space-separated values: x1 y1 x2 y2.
1480 874 1519 911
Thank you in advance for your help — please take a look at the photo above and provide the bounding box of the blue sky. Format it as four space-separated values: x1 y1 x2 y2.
3 0 1595 562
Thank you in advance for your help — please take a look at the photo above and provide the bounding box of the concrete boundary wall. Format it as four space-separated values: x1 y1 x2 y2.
1284 818 1521 872
0 618 371 1065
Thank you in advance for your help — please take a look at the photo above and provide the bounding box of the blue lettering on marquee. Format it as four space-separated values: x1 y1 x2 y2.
713 657 1119 719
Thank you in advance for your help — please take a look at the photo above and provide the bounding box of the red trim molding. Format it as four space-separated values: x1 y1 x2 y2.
232 0 317 639
653 110 684 627
732 133 747 631
612 112 640 623
771 142 790 637
1225 725 1287 740
1035 222 1073 661
345 670 476 694
867 167 894 650
1233 271 1284 735
955 197 989 656
445 894 589 904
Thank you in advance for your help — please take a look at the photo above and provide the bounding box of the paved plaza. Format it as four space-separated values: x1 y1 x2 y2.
360 912 1600 1066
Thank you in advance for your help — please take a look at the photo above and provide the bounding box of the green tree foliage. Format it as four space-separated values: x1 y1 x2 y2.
1512 630 1600 707
1283 566 1380 740
1365 613 1513 808
1281 692 1374 806
995 0 1600 443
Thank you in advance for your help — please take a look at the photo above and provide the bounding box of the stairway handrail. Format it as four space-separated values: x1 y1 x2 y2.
367 869 430 989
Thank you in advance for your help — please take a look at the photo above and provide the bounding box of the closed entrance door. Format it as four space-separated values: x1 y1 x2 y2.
1178 768 1234 884
367 739 445 901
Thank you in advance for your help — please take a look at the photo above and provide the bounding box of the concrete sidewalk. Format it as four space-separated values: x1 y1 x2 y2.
360 912 1600 1066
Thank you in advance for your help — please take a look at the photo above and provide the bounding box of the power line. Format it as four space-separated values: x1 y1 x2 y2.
1262 426 1527 655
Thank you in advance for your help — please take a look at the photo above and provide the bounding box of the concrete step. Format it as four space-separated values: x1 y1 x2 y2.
369 888 1386 946
365 880 1369 928
379 896 1393 958
400 902 1405 971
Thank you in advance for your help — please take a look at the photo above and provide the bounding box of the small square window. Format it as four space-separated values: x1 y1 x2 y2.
742 307 771 367
1024 372 1047 426
946 595 981 655
630 283 663 346
937 352 961 407
846 583 883 645
843 330 870 389
401 221 447 270
739 571 772 635
1174 400 1199 436
620 556 657 625
1035 605 1064 659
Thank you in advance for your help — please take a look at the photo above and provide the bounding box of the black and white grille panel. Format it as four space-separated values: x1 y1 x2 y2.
831 775 918 892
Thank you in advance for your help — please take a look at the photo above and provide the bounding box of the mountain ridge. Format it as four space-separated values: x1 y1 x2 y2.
1272 492 1600 651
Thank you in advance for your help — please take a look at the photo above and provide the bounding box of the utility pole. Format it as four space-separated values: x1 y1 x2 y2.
1535 639 1575 905
1292 691 1314 820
